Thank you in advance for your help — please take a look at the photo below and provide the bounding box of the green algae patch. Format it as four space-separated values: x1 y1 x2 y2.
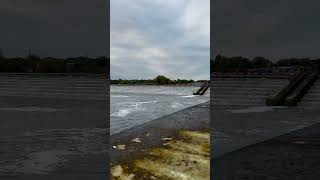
179 130 210 142
111 130 210 180
201 143 210 154
110 165 135 180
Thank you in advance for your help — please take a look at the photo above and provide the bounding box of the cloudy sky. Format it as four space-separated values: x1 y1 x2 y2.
0 0 108 58
213 0 320 61
111 0 210 80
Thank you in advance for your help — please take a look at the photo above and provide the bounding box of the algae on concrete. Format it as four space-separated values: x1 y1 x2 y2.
111 130 210 180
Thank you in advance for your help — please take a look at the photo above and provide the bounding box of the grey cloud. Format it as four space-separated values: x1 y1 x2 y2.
212 0 320 60
0 0 108 58
111 0 210 80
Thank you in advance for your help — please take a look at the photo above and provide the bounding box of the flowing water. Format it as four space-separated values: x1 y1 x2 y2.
111 85 210 135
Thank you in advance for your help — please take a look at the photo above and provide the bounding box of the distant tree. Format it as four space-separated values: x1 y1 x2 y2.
251 57 272 68
154 75 171 85
120 79 129 84
276 58 311 67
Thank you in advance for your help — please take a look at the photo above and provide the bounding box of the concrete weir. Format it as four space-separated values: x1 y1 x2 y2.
193 82 209 95
0 73 108 100
212 73 320 178
0 74 109 179
110 101 210 180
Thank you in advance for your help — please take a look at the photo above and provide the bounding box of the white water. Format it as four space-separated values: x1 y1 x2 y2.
111 85 210 135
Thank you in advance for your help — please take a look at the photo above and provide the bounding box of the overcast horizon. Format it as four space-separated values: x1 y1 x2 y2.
0 0 108 58
111 0 210 80
212 0 320 61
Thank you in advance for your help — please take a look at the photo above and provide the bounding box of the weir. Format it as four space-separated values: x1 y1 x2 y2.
267 66 320 106
211 75 289 110
193 82 210 95
0 74 107 100
213 66 320 179
0 73 108 178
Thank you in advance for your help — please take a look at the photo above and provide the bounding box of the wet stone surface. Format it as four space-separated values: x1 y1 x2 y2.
110 102 210 179
213 123 320 180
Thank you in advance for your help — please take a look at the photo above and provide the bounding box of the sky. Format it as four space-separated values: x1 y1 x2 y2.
212 0 320 61
0 0 108 58
111 0 210 80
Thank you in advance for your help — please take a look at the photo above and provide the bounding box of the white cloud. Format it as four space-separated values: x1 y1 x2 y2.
111 0 210 80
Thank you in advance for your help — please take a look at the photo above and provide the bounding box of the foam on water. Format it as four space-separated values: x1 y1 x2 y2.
111 95 130 98
111 100 158 118
111 108 139 118
111 86 209 134
171 102 183 108
181 95 197 98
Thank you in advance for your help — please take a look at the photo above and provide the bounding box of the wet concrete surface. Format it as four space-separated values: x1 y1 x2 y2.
0 75 109 180
110 101 210 179
212 106 320 158
213 122 320 180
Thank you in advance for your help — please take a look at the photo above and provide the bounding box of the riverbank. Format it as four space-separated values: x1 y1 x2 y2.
110 101 210 179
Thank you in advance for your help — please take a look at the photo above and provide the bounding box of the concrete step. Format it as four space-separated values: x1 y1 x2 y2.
212 90 276 95
0 81 106 86
212 102 264 106
306 89 320 94
299 102 320 106
213 98 265 102
213 85 283 89
211 78 288 109
212 83 288 87
0 89 106 94
300 78 320 106
212 94 266 98
212 104 265 110
212 78 287 82
0 86 107 91
302 97 320 102
0 92 106 100
212 88 280 94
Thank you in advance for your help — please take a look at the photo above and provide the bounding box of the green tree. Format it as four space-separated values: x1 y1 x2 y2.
252 57 272 68
154 75 171 85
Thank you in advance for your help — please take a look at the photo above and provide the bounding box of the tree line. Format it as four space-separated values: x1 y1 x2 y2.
111 75 207 85
0 54 108 74
211 55 319 73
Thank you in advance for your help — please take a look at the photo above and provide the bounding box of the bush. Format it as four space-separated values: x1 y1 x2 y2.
154 75 171 85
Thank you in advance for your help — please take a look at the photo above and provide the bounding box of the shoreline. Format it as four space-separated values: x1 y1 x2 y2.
110 101 210 179
111 83 207 87
111 84 202 87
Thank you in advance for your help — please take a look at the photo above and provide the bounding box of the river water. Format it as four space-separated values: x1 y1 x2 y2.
110 85 210 135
